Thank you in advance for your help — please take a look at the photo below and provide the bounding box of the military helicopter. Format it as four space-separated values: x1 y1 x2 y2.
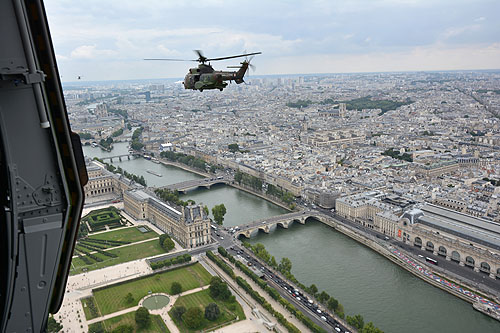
145 50 261 91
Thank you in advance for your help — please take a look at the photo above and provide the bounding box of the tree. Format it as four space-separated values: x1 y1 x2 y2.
234 171 243 184
335 303 345 319
318 291 330 304
171 306 186 321
203 205 209 216
270 256 277 268
131 140 144 151
327 297 339 311
278 257 292 273
159 234 169 245
362 322 384 333
111 325 134 333
308 284 318 296
124 292 134 305
135 307 151 328
212 204 227 225
347 314 365 330
171 281 182 294
78 132 93 140
228 143 240 152
162 238 175 252
205 302 220 321
46 315 63 333
209 276 231 300
182 307 203 329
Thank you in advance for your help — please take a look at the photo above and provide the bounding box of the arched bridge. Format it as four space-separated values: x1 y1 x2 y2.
158 177 230 193
235 210 334 238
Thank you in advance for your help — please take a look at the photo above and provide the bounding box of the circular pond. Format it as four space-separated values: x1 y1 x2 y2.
142 295 170 310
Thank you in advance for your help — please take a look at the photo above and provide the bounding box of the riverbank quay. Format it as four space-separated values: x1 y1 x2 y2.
226 244 356 333
157 155 295 211
326 216 500 322
159 159 210 178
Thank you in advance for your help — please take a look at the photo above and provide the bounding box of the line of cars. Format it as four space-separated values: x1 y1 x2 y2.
227 246 349 333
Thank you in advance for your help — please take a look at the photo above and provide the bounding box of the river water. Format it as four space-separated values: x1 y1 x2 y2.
82 142 500 333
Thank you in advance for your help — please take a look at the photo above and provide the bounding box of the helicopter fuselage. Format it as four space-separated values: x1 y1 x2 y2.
183 63 247 91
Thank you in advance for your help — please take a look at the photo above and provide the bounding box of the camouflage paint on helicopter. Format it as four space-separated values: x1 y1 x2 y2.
145 50 261 92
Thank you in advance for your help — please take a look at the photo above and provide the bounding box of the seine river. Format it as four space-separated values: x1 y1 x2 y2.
83 142 499 333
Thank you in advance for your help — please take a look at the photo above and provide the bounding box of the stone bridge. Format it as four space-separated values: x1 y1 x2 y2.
158 177 230 193
235 210 334 238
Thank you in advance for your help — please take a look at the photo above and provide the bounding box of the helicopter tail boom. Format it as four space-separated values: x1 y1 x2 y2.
234 62 249 84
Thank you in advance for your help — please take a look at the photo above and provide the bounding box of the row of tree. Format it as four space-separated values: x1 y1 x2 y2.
149 253 191 270
266 184 295 204
234 170 296 208
154 188 195 207
234 170 262 191
220 247 325 332
159 150 208 171
242 243 384 332
92 158 147 186
206 250 301 333
131 127 144 151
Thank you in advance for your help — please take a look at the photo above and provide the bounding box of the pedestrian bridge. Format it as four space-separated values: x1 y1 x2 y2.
235 210 335 238
158 177 229 193
100 154 136 162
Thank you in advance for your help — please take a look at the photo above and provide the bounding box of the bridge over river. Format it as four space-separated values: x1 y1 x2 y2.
158 177 230 193
234 209 335 238
99 153 137 162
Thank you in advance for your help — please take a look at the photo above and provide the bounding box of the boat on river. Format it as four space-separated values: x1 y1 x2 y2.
146 169 163 177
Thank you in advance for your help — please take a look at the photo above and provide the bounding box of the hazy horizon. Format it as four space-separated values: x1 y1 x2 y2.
45 0 500 82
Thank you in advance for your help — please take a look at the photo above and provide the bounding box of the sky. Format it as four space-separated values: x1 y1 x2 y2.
44 0 500 81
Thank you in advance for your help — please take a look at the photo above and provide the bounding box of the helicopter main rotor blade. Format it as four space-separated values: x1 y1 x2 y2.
207 51 262 62
144 58 198 62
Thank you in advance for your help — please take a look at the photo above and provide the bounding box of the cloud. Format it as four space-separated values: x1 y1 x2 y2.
43 0 500 80
70 45 116 59
441 24 481 40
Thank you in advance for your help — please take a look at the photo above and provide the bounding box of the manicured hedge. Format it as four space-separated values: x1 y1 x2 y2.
150 253 191 270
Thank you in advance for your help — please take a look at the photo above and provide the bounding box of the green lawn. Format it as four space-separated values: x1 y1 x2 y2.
88 226 158 243
70 239 165 275
89 312 169 333
81 296 101 320
94 263 212 315
169 289 245 332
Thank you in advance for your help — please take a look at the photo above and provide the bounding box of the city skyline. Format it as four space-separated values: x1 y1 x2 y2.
45 0 500 81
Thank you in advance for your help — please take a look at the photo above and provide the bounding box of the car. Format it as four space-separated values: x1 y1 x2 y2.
316 309 322 314
220 237 224 240
296 297 301 301
308 299 313 304
334 328 341 332
248 262 252 266
321 316 327 321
